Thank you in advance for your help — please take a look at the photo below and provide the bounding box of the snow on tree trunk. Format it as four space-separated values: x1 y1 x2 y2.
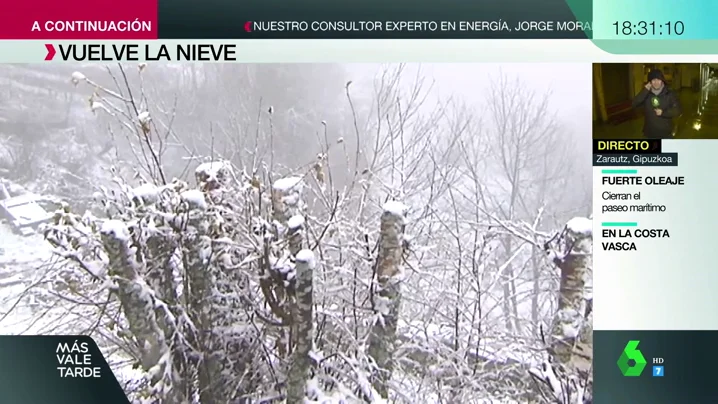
145 235 179 303
100 220 181 401
265 177 306 355
181 190 236 402
530 216 593 404
286 249 316 403
180 186 260 402
195 161 232 193
368 201 408 399
287 214 305 256
272 177 303 225
287 213 306 357
550 216 593 365
143 232 192 401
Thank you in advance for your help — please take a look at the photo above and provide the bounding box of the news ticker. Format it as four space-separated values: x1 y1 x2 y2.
6 0 591 40
4 0 718 55
3 0 718 42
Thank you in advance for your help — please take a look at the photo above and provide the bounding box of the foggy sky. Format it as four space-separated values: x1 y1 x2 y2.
347 62 591 141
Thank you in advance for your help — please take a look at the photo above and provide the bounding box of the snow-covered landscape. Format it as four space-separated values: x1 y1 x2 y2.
0 63 593 403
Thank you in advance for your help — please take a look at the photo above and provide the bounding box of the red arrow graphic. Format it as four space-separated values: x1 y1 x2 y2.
44 44 56 61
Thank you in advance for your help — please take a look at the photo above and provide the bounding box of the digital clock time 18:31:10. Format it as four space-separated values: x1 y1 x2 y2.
613 21 685 36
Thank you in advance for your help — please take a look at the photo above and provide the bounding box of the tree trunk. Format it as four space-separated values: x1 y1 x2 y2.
182 198 225 403
100 220 184 402
530 248 541 334
182 191 252 402
269 176 306 356
530 217 593 403
550 217 592 365
286 249 316 403
368 201 407 399
501 236 520 333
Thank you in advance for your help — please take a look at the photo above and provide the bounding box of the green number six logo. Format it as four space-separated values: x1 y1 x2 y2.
617 340 647 376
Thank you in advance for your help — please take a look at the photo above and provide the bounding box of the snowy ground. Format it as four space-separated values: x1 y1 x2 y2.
0 224 50 324
0 223 97 335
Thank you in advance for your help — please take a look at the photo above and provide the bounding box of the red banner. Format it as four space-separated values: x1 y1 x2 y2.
1 0 157 39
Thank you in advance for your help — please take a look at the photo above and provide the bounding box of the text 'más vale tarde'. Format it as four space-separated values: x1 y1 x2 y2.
56 44 238 62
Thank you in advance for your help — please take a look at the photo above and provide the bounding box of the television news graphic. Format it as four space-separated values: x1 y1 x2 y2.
594 66 718 404
1 0 592 40
0 335 128 404
595 332 718 403
617 340 647 376
44 43 239 62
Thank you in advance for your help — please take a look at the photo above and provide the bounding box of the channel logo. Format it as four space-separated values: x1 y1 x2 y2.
617 340 647 376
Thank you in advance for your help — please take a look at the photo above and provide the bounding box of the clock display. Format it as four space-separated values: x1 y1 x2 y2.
613 21 685 36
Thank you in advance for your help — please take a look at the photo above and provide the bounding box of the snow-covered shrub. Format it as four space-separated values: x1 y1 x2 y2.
41 160 398 402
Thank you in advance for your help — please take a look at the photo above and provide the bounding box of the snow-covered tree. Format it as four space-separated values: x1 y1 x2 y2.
530 216 593 404
367 201 407 398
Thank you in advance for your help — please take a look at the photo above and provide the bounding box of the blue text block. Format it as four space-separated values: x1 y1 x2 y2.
653 366 664 377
